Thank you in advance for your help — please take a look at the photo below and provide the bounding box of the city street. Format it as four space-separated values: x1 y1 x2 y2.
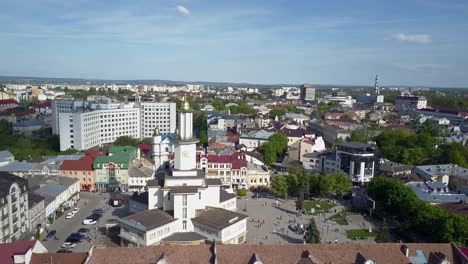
238 195 376 244
41 192 131 253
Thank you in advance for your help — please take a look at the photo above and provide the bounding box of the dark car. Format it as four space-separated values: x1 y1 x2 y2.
70 232 84 238
65 236 82 243
93 208 104 214
78 228 90 233
288 224 299 232
56 249 73 253
46 230 57 239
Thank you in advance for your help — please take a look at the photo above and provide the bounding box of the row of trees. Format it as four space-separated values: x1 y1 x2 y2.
212 98 256 114
375 126 468 167
368 177 468 245
259 133 288 166
0 120 77 160
113 136 152 147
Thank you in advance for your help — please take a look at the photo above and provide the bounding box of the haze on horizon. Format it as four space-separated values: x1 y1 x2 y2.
1 0 468 88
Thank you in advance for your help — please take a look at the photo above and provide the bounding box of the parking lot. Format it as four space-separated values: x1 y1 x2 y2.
41 192 131 253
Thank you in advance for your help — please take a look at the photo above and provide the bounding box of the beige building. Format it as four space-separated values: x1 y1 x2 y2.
246 163 270 188
59 156 96 191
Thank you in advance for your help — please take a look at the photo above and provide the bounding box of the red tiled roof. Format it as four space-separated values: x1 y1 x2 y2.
84 149 107 158
30 252 88 264
0 99 18 105
0 240 37 264
232 158 247 169
32 101 51 108
138 144 152 154
460 247 468 258
60 156 94 171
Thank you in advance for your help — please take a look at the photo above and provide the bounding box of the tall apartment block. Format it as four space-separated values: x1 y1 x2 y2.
52 98 176 151
300 84 316 102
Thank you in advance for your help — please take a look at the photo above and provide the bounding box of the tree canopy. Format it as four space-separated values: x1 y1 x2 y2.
368 176 468 245
271 175 288 197
304 218 321 243
259 133 288 166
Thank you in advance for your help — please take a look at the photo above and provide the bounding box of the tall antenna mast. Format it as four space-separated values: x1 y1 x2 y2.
374 75 380 95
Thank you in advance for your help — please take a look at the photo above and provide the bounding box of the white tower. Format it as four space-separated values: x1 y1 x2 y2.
172 98 199 176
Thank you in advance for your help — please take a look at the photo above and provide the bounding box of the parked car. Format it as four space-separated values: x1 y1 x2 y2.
65 236 81 243
83 219 97 225
78 228 90 233
288 224 298 232
46 230 57 239
56 249 72 253
93 208 104 214
65 213 75 219
72 208 80 214
61 242 76 249
107 219 118 224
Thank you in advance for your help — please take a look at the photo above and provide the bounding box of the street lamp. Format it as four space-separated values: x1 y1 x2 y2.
243 198 248 212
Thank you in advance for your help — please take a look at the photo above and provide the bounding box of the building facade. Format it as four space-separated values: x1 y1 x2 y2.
28 192 45 232
300 84 316 102
336 142 378 185
395 95 427 115
0 172 30 243
52 99 176 151
93 146 139 191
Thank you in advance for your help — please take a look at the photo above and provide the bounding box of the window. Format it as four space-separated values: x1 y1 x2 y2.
182 220 187 230
167 192 171 200
182 195 187 206
182 207 187 218
199 191 201 200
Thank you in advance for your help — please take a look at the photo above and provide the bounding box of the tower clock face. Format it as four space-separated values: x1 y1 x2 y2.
182 151 189 157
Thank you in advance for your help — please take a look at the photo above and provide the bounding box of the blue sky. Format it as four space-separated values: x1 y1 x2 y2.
1 0 468 87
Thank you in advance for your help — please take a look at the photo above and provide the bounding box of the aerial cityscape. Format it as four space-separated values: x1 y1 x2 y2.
1 0 468 264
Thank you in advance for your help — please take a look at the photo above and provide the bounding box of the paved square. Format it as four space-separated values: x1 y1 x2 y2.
238 195 377 244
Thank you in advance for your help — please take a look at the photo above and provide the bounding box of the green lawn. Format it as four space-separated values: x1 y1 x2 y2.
303 200 337 213
328 213 348 225
346 229 377 239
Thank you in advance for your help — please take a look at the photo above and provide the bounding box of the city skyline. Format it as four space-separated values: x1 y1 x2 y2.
1 0 468 87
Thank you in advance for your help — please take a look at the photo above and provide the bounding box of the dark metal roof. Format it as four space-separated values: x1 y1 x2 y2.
0 172 28 197
122 209 176 230
192 207 247 231
219 189 236 203
338 141 374 149
169 186 200 194
205 178 222 186
130 192 149 205
28 191 45 208
162 232 207 242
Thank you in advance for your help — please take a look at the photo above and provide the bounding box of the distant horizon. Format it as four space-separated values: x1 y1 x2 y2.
1 75 467 90
1 0 468 87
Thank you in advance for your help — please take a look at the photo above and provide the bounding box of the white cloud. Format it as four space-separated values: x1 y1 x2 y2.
388 33 432 44
396 63 449 71
176 5 190 16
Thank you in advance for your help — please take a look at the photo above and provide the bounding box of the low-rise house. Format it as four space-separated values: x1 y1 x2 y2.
128 159 155 192
302 152 323 173
0 99 18 111
0 172 30 242
202 104 214 112
413 164 464 185
246 163 270 188
94 146 139 192
379 160 414 178
283 112 310 125
406 181 468 204
0 150 14 167
60 155 96 191
287 136 326 163
0 240 47 264
12 119 43 136
30 175 80 222
238 129 274 151
28 192 45 233
0 162 35 176
309 120 351 144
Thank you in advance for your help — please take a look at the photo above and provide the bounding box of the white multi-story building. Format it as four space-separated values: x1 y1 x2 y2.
52 98 176 151
336 142 378 185
120 100 247 246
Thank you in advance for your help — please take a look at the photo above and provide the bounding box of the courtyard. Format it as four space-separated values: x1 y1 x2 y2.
238 194 377 244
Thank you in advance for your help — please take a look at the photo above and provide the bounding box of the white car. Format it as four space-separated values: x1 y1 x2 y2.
72 208 80 214
83 219 97 225
65 212 75 219
61 242 76 249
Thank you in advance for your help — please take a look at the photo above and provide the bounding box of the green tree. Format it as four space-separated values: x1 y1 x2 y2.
309 173 331 197
287 174 298 196
296 174 309 211
212 98 226 111
304 218 321 243
237 189 247 197
327 172 352 198
269 107 287 119
260 143 277 166
269 133 288 157
35 226 41 240
376 219 392 243
113 136 139 147
271 175 288 197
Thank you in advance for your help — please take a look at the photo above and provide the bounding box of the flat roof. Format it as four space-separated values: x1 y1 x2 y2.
162 232 207 242
192 207 247 231
121 209 176 230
